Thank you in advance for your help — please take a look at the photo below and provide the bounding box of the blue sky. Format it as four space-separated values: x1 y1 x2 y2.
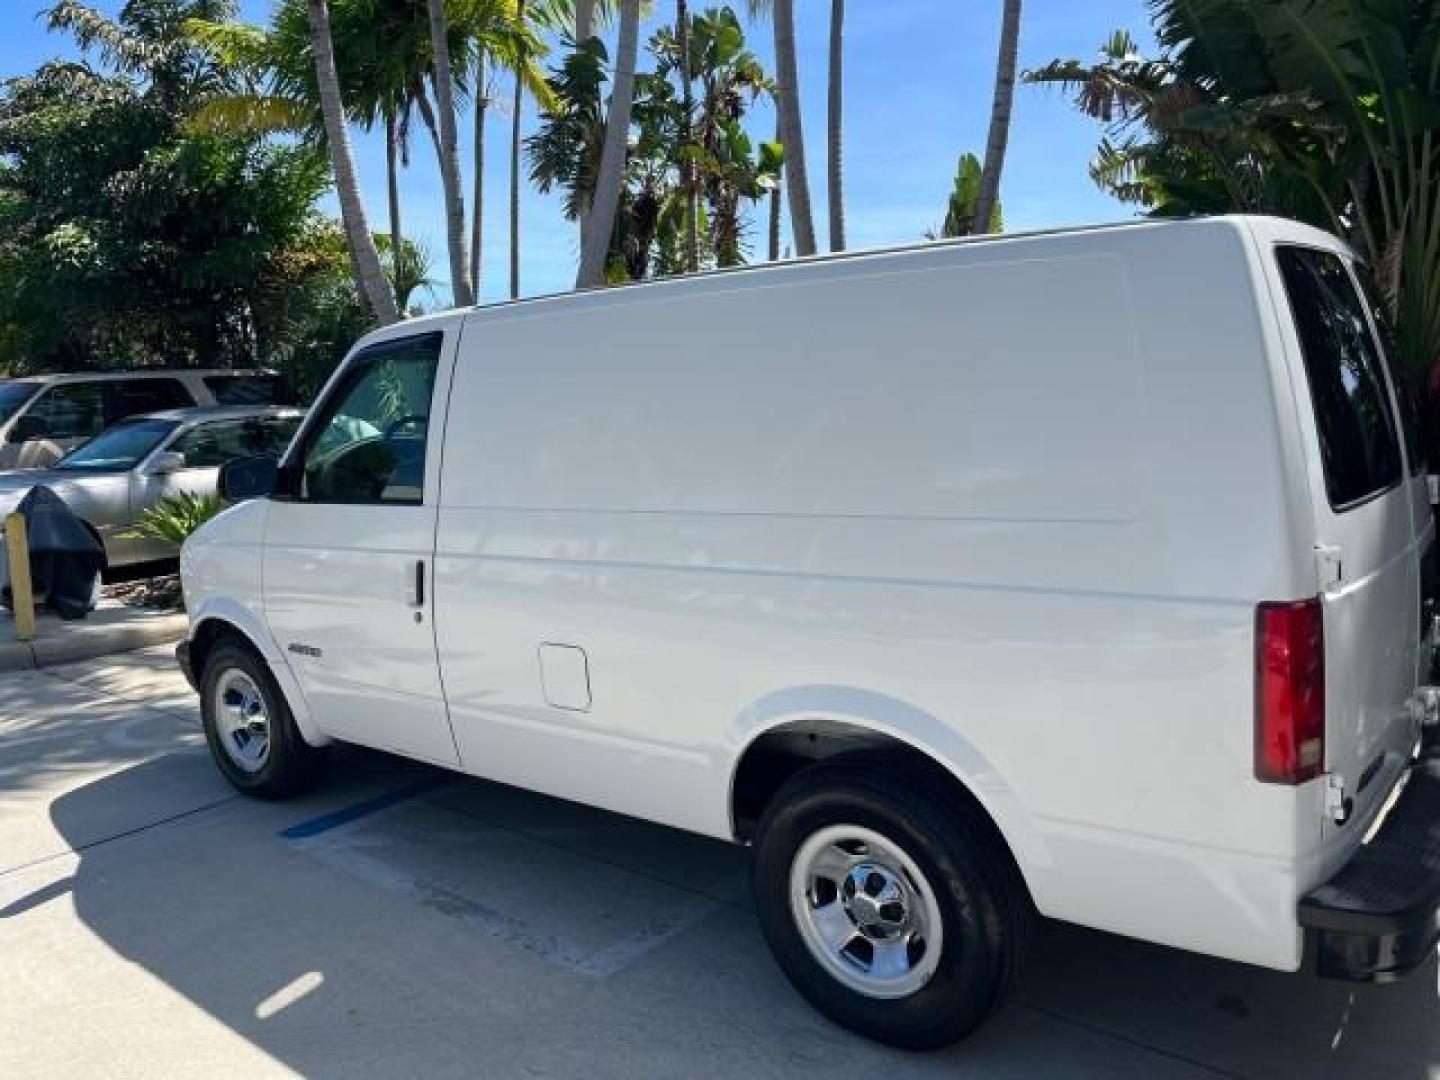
2 0 1155 304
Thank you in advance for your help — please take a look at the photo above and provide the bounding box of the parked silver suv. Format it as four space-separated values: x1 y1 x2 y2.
0 369 290 469
0 406 303 568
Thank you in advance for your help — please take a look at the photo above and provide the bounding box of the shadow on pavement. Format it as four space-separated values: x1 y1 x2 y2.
10 747 1440 1078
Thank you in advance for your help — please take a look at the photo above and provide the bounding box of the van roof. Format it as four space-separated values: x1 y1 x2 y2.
355 214 1353 346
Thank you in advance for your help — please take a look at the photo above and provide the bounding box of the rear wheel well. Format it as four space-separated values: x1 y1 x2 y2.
731 721 1028 898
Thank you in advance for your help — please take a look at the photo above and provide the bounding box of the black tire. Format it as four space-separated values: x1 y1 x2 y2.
752 755 1030 1049
200 640 322 799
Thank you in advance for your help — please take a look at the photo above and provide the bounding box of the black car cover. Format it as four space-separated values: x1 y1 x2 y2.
2 485 104 620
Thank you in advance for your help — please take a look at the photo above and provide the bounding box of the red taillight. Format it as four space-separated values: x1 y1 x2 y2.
1254 598 1325 784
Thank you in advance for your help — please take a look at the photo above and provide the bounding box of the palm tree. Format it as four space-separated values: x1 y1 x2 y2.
826 0 844 251
677 0 700 272
973 0 1022 236
426 0 475 305
306 0 399 323
1028 2 1440 391
186 0 506 310
461 0 551 302
509 0 528 298
767 115 782 260
503 0 595 297
576 0 640 286
385 103 405 262
769 0 815 255
470 56 489 295
574 0 597 41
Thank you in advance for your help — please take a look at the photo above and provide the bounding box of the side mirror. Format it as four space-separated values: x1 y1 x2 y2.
218 455 278 502
6 414 49 444
145 451 186 475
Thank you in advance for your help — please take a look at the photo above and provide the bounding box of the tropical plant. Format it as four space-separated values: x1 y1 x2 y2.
531 5 779 281
929 151 1003 238
649 7 781 266
527 36 609 222
973 0 1021 235
188 0 546 308
0 1 346 371
1028 1 1440 393
125 492 224 546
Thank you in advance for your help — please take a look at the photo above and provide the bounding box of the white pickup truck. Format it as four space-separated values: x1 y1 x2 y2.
177 216 1440 1049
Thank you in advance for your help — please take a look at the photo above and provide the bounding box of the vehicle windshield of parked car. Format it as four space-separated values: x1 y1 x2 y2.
55 418 178 471
0 381 40 426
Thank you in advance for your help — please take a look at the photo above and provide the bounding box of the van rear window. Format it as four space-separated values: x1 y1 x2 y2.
1276 247 1402 509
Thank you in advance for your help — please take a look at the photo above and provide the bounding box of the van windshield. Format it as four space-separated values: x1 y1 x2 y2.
1276 247 1403 509
0 381 40 426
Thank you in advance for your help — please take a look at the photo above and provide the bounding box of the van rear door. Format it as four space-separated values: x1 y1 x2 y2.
1273 244 1423 841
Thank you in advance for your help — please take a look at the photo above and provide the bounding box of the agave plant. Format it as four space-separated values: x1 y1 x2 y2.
124 492 224 546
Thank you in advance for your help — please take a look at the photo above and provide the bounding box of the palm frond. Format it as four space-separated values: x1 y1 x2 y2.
189 93 316 136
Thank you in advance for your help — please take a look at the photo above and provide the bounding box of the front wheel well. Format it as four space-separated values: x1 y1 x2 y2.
189 618 263 683
730 720 1028 899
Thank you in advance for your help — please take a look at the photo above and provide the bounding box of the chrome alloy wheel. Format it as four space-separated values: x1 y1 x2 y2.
789 824 945 999
212 668 271 773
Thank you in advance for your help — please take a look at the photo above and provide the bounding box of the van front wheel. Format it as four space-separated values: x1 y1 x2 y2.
751 758 1027 1049
200 642 321 799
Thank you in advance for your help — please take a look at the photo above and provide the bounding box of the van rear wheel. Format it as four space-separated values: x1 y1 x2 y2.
751 758 1028 1049
200 642 321 799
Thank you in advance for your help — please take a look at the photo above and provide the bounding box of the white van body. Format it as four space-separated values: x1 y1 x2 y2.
179 216 1438 1041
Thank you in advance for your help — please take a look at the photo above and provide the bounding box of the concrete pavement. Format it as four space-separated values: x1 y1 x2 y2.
0 603 187 672
2 647 1439 1078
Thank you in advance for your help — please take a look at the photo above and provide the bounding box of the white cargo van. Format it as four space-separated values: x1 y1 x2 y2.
178 216 1440 1049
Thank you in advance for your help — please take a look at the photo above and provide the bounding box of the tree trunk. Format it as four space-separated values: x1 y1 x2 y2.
575 0 597 42
306 0 398 324
576 0 641 288
386 104 404 283
772 0 816 256
973 0 1022 236
471 59 487 299
679 0 699 272
768 116 782 261
413 84 443 166
826 0 845 251
510 2 525 300
426 0 474 306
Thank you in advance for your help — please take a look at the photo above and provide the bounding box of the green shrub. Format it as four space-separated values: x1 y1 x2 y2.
124 493 223 546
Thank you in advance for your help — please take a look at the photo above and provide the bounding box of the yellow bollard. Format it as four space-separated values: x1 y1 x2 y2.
4 512 35 643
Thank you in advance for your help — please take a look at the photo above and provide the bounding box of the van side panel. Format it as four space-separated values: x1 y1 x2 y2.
433 222 1306 970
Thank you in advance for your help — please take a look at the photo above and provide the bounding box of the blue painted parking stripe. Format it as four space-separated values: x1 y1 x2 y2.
279 775 452 840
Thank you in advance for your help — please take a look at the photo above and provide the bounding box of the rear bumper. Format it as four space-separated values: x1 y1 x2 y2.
1300 725 1440 982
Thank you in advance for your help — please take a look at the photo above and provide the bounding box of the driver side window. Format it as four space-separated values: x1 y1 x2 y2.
298 334 441 505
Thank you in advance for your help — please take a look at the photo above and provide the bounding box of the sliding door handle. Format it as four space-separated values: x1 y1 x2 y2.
413 559 426 607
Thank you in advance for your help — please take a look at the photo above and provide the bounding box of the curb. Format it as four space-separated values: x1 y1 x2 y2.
0 611 188 672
